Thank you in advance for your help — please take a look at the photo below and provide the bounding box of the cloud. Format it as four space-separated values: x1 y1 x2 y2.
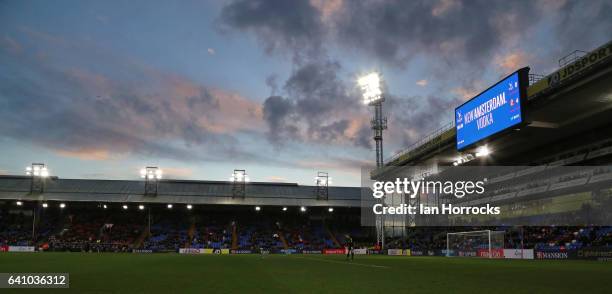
334 1 542 72
548 0 612 53
207 48 216 55
495 52 530 75
416 79 428 87
295 156 372 175
1 35 21 54
96 15 109 24
161 167 194 178
310 0 343 22
267 175 289 182
54 148 113 161
0 28 268 164
431 0 462 17
218 0 326 62
261 61 372 148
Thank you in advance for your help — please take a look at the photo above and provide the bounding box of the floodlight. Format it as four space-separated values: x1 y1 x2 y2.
231 170 249 182
167 204 173 209
300 206 307 212
315 176 332 186
138 205 145 210
42 203 48 208
282 207 287 212
59 203 66 209
328 207 334 212
141 167 162 180
186 204 193 210
26 163 50 178
103 204 108 209
358 72 383 105
255 206 261 211
122 204 128 210
476 146 491 157
16 201 23 206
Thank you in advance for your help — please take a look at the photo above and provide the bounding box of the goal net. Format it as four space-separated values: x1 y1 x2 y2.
446 230 504 258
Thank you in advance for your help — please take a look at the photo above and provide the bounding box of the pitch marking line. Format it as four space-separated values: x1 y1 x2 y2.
291 256 390 269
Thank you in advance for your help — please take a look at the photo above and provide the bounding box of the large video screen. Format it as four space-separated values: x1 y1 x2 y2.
455 71 524 150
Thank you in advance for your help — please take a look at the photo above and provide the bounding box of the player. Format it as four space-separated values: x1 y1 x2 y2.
345 235 354 261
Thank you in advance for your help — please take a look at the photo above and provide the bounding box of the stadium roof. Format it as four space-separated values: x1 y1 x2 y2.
0 176 365 207
378 39 612 172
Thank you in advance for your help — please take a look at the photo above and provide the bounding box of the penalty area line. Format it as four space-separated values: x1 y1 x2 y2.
291 256 390 269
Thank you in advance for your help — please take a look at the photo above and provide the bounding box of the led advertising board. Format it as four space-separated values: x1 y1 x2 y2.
455 68 528 150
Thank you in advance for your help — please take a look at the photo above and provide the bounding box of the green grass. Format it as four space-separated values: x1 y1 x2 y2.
0 253 610 293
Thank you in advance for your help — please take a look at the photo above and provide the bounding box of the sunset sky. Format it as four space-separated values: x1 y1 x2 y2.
1 0 611 186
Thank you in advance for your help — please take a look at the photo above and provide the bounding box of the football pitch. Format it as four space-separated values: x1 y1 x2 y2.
0 253 610 293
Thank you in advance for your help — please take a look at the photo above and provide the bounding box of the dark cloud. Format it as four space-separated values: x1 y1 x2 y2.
265 74 279 95
335 0 542 71
261 61 372 148
218 0 325 62
552 0 612 54
262 95 298 143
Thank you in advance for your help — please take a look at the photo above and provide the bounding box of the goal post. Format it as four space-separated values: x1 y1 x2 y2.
446 230 504 258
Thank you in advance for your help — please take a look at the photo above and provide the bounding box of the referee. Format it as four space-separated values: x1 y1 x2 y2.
345 236 354 261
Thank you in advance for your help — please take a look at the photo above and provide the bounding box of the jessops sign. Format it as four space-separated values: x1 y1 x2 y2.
455 68 528 150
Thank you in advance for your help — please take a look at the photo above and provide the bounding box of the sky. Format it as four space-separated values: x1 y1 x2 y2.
0 0 611 186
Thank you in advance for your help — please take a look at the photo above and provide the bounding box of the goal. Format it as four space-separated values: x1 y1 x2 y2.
446 230 504 258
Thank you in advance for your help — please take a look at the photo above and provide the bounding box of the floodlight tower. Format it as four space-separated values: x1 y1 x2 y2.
231 169 249 198
26 163 49 193
358 72 387 251
315 172 331 200
359 72 388 168
140 166 162 196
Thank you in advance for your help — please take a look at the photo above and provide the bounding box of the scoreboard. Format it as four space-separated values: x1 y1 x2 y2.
455 68 528 150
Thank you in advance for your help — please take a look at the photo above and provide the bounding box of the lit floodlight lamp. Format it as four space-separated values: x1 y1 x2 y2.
103 204 108 209
358 72 383 105
59 203 66 209
138 205 145 210
167 204 173 209
186 204 193 210
255 206 261 211
300 206 307 212
122 204 128 210
16 201 23 206
231 170 249 182
40 167 49 178
141 167 162 180
328 207 334 212
475 146 491 157
26 163 49 177
42 203 48 208
282 207 288 212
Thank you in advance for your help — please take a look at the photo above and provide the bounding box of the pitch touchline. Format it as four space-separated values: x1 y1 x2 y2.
291 256 390 269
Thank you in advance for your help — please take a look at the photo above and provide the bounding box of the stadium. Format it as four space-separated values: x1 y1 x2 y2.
1 1 612 293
